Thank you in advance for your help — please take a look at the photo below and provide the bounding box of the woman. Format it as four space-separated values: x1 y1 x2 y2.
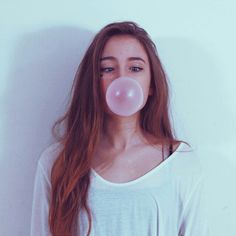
31 21 209 236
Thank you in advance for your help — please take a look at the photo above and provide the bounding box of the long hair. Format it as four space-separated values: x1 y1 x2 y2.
48 21 188 236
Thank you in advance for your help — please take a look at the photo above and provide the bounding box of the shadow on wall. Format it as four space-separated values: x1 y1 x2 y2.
0 26 94 236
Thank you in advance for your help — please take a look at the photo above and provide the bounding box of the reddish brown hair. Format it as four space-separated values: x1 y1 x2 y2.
49 21 188 236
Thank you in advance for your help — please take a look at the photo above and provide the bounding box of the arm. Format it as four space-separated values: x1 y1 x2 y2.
178 173 210 236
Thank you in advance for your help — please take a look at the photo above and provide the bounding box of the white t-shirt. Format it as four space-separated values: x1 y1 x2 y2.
30 141 209 236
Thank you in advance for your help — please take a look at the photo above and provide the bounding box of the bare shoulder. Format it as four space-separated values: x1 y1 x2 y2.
173 142 181 152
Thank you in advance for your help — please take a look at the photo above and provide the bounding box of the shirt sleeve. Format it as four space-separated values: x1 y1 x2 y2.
178 173 210 236
30 161 52 236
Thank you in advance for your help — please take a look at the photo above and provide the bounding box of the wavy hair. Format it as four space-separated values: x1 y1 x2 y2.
49 21 188 236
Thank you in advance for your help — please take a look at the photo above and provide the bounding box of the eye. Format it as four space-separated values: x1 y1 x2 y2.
130 67 143 72
100 67 114 73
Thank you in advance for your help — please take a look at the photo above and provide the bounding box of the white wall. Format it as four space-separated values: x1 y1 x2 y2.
1 0 235 235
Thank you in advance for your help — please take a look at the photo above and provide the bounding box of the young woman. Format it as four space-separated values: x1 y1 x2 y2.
31 21 209 236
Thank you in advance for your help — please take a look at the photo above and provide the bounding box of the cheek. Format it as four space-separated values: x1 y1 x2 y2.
99 79 114 114
139 78 151 94
100 79 112 104
100 79 108 94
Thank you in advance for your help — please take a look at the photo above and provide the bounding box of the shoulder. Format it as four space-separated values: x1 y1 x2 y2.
170 142 206 195
37 142 63 181
170 142 203 176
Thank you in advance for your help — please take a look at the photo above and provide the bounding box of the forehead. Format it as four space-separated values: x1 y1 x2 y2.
101 35 148 59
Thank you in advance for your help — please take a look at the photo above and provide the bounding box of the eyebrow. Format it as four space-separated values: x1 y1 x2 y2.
100 56 146 64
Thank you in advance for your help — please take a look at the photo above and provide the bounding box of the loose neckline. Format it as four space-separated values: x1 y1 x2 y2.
90 142 185 187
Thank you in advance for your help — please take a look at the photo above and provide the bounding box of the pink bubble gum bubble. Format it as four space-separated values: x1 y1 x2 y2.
105 76 144 117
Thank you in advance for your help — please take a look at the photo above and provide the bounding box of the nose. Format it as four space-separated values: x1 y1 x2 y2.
116 68 129 79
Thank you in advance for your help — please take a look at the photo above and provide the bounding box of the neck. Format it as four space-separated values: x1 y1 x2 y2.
101 113 147 151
